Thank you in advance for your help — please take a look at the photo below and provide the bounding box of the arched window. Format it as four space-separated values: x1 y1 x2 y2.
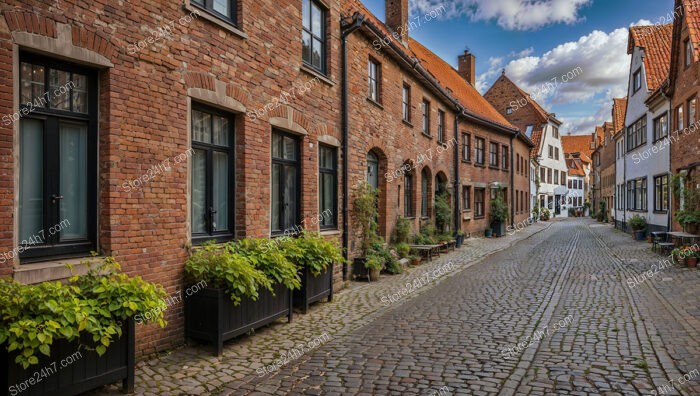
404 172 414 217
367 151 379 189
421 168 429 217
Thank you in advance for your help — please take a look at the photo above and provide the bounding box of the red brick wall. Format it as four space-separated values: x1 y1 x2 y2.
670 17 700 231
513 137 532 226
0 0 343 356
484 75 547 135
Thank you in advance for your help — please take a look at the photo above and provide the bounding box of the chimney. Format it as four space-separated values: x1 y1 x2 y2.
458 50 476 86
386 0 409 46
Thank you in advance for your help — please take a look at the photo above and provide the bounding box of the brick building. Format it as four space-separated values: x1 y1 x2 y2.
561 133 594 210
592 98 625 222
0 0 534 358
668 0 700 231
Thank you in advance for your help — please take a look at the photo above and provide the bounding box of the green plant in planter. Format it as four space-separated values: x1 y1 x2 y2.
228 238 301 290
394 217 412 244
369 242 401 274
490 195 509 224
364 252 386 270
185 243 272 305
351 181 379 256
280 231 345 277
628 215 647 231
394 242 411 259
0 256 167 369
434 194 452 234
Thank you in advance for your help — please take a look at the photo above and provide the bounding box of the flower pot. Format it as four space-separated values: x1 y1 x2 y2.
455 234 465 247
369 268 381 282
2 319 135 396
647 235 653 243
484 229 493 238
634 230 646 241
293 264 333 314
679 256 687 266
410 257 421 266
352 257 370 280
491 222 506 237
185 285 293 356
688 257 698 268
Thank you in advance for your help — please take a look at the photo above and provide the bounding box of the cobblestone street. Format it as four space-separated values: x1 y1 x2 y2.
91 218 700 395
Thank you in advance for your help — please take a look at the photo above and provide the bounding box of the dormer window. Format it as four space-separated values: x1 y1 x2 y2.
633 68 642 93
506 106 513 115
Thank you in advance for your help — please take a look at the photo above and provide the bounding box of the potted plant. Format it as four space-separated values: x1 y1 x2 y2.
490 194 509 237
540 208 551 221
455 230 465 247
434 194 452 234
675 246 688 266
278 231 344 313
184 240 300 355
409 254 422 266
393 217 412 245
1 256 167 395
686 246 699 268
532 205 540 222
351 182 380 280
628 215 647 241
484 228 493 238
365 253 385 282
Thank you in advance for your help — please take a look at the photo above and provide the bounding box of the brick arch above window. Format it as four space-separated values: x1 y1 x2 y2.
268 106 311 136
3 13 115 68
184 72 248 113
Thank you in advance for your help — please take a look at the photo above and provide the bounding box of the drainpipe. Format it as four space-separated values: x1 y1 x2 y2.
510 134 515 228
341 13 364 281
662 88 672 232
454 110 461 234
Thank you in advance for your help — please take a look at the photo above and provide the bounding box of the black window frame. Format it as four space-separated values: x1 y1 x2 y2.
502 145 509 170
462 186 471 211
437 110 445 143
368 58 380 103
422 99 431 136
654 174 669 213
18 53 99 263
191 0 237 25
474 188 485 218
318 144 338 230
404 172 414 218
633 68 642 93
402 83 411 122
489 142 498 167
653 112 668 142
420 168 429 218
626 116 647 151
475 137 485 165
462 133 471 162
271 129 302 235
191 103 236 244
302 0 327 75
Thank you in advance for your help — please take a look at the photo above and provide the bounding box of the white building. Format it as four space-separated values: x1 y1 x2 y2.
532 118 570 217
616 24 672 233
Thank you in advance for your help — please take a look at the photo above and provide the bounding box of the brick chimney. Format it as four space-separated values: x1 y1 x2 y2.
386 0 409 46
458 50 476 86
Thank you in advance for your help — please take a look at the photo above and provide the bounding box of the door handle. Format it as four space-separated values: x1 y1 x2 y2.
51 194 64 204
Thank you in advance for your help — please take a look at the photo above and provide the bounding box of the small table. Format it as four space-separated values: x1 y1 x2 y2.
667 231 700 246
409 245 441 261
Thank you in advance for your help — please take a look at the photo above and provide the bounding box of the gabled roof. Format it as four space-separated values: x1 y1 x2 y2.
565 156 586 177
342 0 517 134
669 0 700 92
530 129 544 158
628 24 673 93
408 39 515 131
562 135 594 158
612 97 628 133
485 73 552 124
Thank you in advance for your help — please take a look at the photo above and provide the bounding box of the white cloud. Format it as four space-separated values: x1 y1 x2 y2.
509 47 535 58
410 0 591 31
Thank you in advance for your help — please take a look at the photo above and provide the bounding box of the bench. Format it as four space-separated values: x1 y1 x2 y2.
409 245 441 261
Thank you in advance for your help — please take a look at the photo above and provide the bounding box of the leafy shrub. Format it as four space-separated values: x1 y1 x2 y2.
185 243 272 304
364 253 385 270
394 217 412 244
370 243 401 274
228 238 301 290
540 208 551 221
628 215 647 231
434 194 452 233
280 231 345 277
351 181 379 255
393 242 410 259
490 195 509 223
0 256 167 369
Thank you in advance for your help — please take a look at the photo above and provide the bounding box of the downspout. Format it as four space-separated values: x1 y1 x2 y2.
341 13 364 281
510 134 515 228
662 87 672 232
454 110 461 234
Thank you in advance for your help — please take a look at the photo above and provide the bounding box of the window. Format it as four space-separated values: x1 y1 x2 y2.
506 106 513 115
554 170 559 185
271 130 301 234
462 186 471 211
626 177 647 211
437 110 445 143
689 98 697 127
555 147 559 160
462 133 471 161
540 167 546 184
525 125 534 137
319 145 337 229
633 68 642 93
18 56 97 261
422 100 431 135
502 145 509 170
516 154 520 173
402 84 411 122
475 137 485 165
302 0 326 74
421 168 429 217
404 173 414 217
561 172 566 186
654 174 669 212
548 145 554 158
568 180 573 189
489 142 499 167
676 105 684 132
553 127 559 139
686 39 694 68
192 0 236 23
626 116 647 151
547 168 552 184
368 58 380 102
653 112 668 141
474 188 485 218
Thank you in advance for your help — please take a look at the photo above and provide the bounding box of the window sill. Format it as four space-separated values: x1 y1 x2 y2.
461 159 471 164
301 64 335 86
489 165 500 170
402 119 414 128
366 97 384 110
474 216 485 220
422 132 432 139
14 256 102 284
183 3 248 39
653 210 669 214
502 168 509 172
474 163 485 168
462 209 472 213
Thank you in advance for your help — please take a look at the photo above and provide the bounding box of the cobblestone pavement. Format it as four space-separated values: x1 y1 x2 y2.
224 219 700 396
91 220 551 395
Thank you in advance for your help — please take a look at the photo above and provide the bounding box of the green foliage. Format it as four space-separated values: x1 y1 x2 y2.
0 256 167 369
414 222 438 244
394 217 412 244
370 242 401 274
490 194 509 223
434 194 452 233
280 231 345 277
351 181 380 255
540 208 551 221
672 173 700 229
393 242 411 259
364 253 386 270
228 238 301 290
628 215 647 231
437 233 453 243
185 243 272 304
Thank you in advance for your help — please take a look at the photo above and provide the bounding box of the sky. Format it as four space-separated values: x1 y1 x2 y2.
360 0 675 135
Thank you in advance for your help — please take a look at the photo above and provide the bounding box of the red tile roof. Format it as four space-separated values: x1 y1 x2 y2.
565 156 586 177
530 128 544 157
562 135 594 157
682 0 700 59
612 97 628 133
342 0 516 132
628 24 673 92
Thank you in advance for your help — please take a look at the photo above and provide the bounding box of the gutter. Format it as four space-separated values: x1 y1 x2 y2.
510 133 515 228
340 13 364 281
454 110 461 234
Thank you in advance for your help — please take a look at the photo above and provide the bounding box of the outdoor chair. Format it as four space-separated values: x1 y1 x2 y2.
652 232 675 254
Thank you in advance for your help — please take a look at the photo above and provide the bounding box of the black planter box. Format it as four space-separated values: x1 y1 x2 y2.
491 222 506 237
1 319 135 396
185 283 293 356
352 258 369 280
293 264 333 314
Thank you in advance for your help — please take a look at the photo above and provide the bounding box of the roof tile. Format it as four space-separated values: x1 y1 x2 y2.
628 24 673 92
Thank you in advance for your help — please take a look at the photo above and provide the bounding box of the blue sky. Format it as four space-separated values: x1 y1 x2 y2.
361 0 675 135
